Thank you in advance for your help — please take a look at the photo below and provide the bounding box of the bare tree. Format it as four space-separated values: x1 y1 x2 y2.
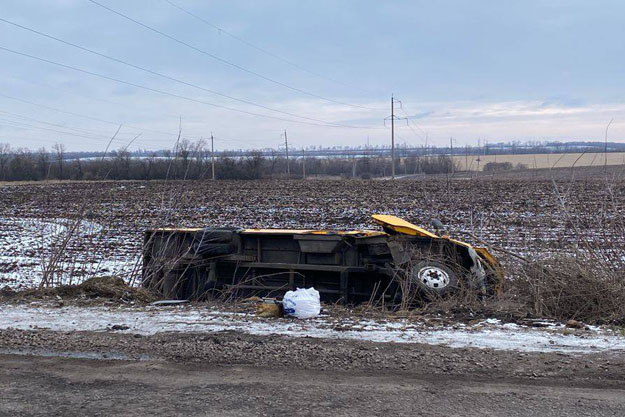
0 143 10 180
73 158 84 180
245 151 265 179
178 139 192 175
114 147 131 179
192 138 207 178
53 143 66 180
142 152 157 179
9 148 36 180
36 147 50 180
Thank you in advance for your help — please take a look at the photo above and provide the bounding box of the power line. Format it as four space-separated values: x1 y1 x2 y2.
0 45 382 130
0 114 248 149
0 113 118 141
0 93 186 140
403 119 427 144
6 71 169 115
0 18 378 128
399 106 428 143
0 101 298 150
0 92 278 144
163 0 337 83
162 0 382 98
0 110 178 150
86 0 381 111
0 132 114 149
0 115 127 143
0 116 293 151
0 109 123 139
0 130 127 149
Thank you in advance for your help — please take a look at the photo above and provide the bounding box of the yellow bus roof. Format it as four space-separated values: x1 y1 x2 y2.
372 214 439 238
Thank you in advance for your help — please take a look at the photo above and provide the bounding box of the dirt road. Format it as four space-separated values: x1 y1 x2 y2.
2 354 624 417
1 329 625 416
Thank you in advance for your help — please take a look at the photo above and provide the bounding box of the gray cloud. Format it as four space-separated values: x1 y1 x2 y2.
0 0 623 150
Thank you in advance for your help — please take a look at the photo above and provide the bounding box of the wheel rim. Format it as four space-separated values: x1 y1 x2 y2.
417 266 450 289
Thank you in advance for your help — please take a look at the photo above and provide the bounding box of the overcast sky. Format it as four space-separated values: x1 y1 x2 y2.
1 0 624 151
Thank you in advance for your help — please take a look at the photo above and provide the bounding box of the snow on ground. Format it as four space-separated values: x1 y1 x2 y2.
1 304 624 354
0 217 138 290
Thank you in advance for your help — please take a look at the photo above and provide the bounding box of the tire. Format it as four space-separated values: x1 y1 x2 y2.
412 261 459 296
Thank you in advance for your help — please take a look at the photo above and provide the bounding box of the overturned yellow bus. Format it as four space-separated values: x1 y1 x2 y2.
142 215 503 304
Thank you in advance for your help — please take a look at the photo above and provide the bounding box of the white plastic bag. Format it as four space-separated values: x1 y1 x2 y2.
282 287 321 319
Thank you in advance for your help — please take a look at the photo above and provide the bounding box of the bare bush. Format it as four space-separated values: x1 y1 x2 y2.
510 255 625 324
484 161 513 172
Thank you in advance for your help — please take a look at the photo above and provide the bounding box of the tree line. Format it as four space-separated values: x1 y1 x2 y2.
0 140 459 181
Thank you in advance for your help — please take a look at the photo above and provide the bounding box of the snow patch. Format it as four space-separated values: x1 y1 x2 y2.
0 217 138 290
1 304 624 354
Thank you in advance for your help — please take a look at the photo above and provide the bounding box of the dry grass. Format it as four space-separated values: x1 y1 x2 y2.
2 276 158 304
509 256 625 324
452 152 625 171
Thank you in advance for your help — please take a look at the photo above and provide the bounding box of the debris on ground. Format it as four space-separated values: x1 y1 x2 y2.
241 296 263 304
566 319 584 329
1 276 158 304
256 300 283 318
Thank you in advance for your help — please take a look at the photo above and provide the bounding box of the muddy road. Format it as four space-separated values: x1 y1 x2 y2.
1 329 625 416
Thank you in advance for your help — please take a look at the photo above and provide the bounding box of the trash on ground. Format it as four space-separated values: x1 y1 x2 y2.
151 300 190 306
283 287 321 319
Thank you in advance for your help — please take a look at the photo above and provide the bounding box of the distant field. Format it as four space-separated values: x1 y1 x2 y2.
452 152 625 171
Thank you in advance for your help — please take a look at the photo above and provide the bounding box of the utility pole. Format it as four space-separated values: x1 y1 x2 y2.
364 136 370 174
391 95 395 179
605 118 613 174
384 95 407 180
302 149 306 179
284 129 290 176
450 137 454 176
210 133 215 180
